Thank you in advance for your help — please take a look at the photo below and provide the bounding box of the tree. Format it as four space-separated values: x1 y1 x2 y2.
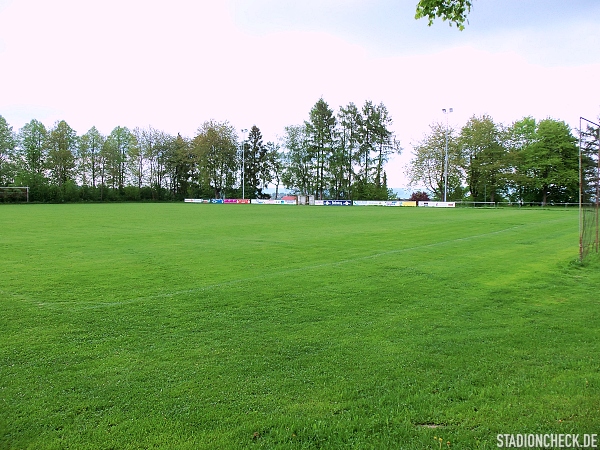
264 141 282 199
78 126 105 188
306 98 336 199
372 102 401 189
407 122 463 200
46 120 77 190
337 102 362 198
502 117 537 202
18 119 48 177
357 100 377 184
460 115 508 202
105 126 134 190
165 133 193 200
521 119 579 205
193 120 238 199
281 124 313 196
15 119 49 200
147 129 173 196
0 116 17 186
415 0 473 30
409 191 430 202
242 126 269 199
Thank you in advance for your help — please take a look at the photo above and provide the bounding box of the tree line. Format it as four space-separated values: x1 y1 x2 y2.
1 102 597 204
407 115 599 205
0 98 400 203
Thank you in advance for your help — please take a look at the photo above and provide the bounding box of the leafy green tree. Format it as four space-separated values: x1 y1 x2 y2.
242 126 269 199
264 141 282 199
78 126 105 189
105 126 134 190
407 122 463 200
0 115 17 186
129 127 147 189
521 119 579 205
281 124 313 196
357 100 377 184
337 102 362 198
18 119 48 177
306 98 336 199
46 120 78 191
166 133 193 200
193 120 238 199
15 119 49 200
502 117 537 202
146 128 173 196
372 102 401 189
415 0 473 29
460 115 508 202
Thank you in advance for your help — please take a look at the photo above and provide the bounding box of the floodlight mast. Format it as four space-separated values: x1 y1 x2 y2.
241 128 248 199
442 108 453 202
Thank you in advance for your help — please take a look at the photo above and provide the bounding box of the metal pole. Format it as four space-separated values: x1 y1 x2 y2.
444 117 448 202
442 108 452 202
579 117 583 261
596 127 599 253
241 129 247 200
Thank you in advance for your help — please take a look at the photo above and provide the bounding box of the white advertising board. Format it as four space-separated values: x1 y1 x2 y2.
418 201 456 208
250 199 297 205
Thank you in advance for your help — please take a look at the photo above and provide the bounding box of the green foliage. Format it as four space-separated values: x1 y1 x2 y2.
407 122 462 200
77 126 104 188
17 119 48 179
0 109 590 204
282 99 400 200
242 126 271 199
415 0 473 30
459 115 508 202
46 120 77 190
0 204 598 448
306 98 337 200
505 118 579 204
193 120 238 199
0 115 17 185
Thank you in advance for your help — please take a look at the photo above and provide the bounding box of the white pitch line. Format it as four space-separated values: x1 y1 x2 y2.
51 223 531 309
6 218 567 311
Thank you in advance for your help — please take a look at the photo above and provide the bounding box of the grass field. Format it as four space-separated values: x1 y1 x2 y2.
1 203 598 449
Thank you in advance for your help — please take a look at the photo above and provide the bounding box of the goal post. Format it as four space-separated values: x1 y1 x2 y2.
0 186 29 203
579 117 600 262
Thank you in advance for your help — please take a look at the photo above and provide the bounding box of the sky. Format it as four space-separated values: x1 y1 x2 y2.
1 0 600 187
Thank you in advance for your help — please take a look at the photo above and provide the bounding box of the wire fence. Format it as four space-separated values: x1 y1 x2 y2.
454 201 584 208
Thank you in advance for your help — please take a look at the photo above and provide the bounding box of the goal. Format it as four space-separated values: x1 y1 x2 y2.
0 186 29 203
579 117 599 262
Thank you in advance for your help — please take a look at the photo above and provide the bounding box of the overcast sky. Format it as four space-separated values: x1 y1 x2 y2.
1 0 599 187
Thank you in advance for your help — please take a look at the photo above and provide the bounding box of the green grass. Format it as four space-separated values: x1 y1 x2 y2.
1 204 598 449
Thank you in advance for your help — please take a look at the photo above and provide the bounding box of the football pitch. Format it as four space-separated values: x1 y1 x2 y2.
1 203 598 449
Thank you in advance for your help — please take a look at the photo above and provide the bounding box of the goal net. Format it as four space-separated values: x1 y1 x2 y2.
579 118 599 262
0 186 29 203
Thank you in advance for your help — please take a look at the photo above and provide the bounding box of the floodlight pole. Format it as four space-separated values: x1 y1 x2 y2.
241 128 247 199
442 108 453 202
